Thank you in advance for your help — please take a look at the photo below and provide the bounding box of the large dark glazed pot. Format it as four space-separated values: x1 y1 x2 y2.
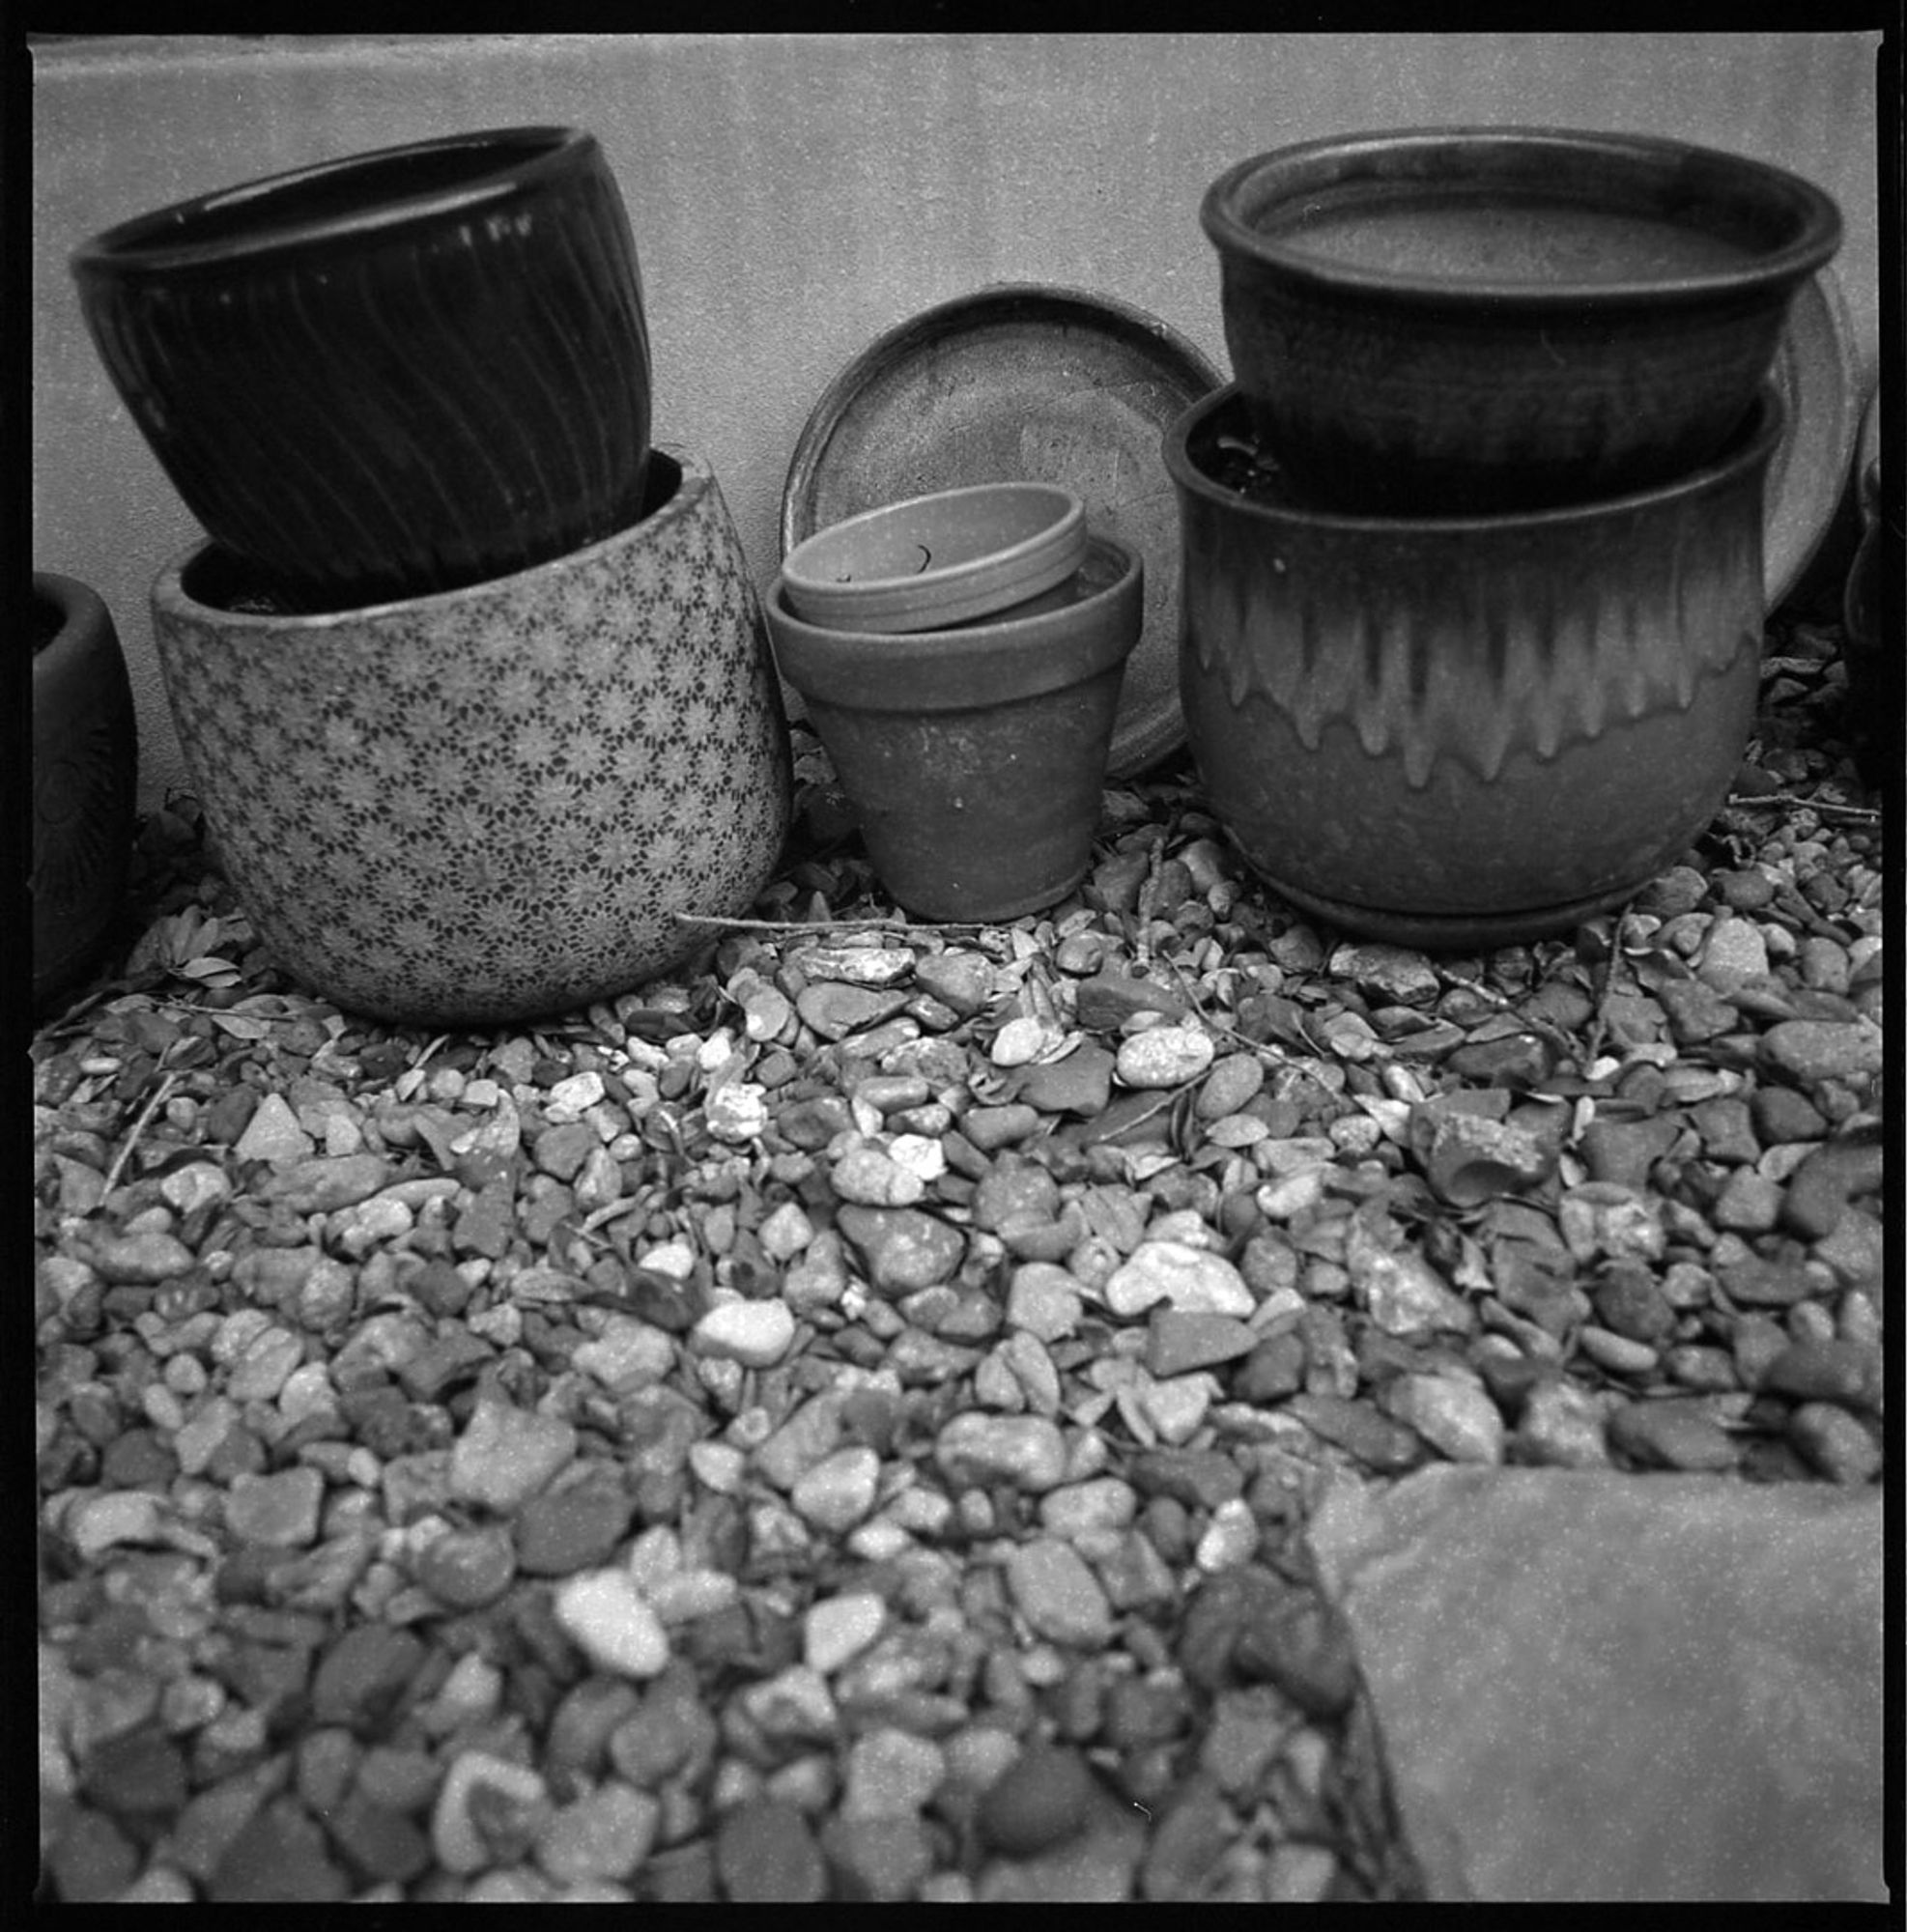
1166 384 1783 950
149 448 788 1028
32 572 138 1012
1202 128 1838 514
72 127 652 612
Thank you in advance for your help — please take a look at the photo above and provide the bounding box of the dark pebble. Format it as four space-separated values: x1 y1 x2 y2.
716 1796 828 1902
202 1086 261 1145
1717 1254 1816 1307
309 1623 427 1733
1233 1329 1306 1403
1284 1393 1425 1473
1607 1398 1739 1471
1759 1338 1883 1412
818 1814 935 1902
99 1426 178 1491
326 1788 434 1887
209 1796 351 1901
978 1743 1098 1856
46 1804 141 1902
1139 1770 1236 1902
80 1723 188 1821
1129 1446 1246 1510
640 1839 720 1902
1590 1262 1676 1344
514 1462 637 1576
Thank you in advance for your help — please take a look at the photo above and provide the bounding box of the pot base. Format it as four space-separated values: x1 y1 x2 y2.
1252 866 1642 952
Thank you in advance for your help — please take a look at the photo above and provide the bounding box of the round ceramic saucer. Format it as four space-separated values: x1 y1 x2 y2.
783 284 1223 778
1764 264 1862 611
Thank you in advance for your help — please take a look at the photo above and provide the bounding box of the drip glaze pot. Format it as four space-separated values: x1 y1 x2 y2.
1166 384 1782 950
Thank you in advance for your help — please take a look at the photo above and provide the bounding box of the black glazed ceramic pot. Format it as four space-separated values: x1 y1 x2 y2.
72 127 652 612
1202 127 1839 515
33 572 138 1011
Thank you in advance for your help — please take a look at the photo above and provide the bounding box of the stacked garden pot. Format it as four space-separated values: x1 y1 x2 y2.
71 126 790 1026
1178 127 1843 949
766 481 1144 923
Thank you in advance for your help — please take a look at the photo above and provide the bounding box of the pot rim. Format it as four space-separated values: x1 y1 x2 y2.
31 570 111 641
767 533 1143 710
781 481 1087 632
1165 384 1786 537
153 442 709 632
72 126 596 280
1199 125 1842 310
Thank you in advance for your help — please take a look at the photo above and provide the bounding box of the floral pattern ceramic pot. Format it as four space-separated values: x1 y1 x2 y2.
150 447 790 1027
1167 385 1782 950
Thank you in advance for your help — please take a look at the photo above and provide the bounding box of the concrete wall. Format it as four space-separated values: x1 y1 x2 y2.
33 31 1884 810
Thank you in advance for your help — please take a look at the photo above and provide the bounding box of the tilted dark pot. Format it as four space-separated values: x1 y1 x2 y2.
33 571 138 1010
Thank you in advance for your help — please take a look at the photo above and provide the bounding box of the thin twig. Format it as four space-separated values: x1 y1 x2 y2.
100 1071 181 1198
1723 792 1881 823
1581 904 1635 1069
671 911 1009 936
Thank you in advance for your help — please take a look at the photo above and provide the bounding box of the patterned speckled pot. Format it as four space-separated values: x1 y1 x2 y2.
151 447 790 1027
1166 385 1781 951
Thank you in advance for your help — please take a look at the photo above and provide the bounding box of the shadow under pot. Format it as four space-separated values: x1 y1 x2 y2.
33 571 138 1012
73 125 652 613
1166 384 1783 951
148 448 790 1029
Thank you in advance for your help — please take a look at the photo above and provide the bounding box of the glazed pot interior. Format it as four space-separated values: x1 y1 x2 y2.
178 448 685 618
31 588 67 654
73 127 583 270
1209 130 1840 298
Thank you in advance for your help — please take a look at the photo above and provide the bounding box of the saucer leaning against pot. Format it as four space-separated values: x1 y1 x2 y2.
149 447 790 1028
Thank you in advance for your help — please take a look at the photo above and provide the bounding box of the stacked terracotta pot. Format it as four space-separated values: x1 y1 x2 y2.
71 128 790 1027
765 481 1145 923
1171 127 1843 950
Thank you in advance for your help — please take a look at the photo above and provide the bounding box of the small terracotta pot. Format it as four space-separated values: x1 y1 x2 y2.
1166 385 1782 950
33 572 138 1011
150 448 789 1027
766 536 1143 921
75 126 652 612
781 482 1087 633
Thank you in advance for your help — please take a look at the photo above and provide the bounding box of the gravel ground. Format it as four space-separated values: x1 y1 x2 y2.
34 586 1885 1904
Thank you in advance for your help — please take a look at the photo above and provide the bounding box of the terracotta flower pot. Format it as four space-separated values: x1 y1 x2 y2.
1166 385 1782 950
780 482 1087 633
32 572 138 1011
74 126 652 612
149 448 789 1027
766 536 1143 921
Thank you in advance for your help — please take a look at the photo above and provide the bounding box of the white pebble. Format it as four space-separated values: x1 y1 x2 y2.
790 1446 880 1531
757 1201 815 1261
706 1082 769 1144
692 1297 796 1368
991 1015 1063 1066
803 1591 888 1675
1116 1025 1215 1089
67 1491 164 1559
432 1748 553 1874
552 1570 670 1678
1196 1495 1261 1573
1102 1240 1254 1319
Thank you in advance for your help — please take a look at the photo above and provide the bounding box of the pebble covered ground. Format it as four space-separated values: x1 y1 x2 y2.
34 590 1886 1903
